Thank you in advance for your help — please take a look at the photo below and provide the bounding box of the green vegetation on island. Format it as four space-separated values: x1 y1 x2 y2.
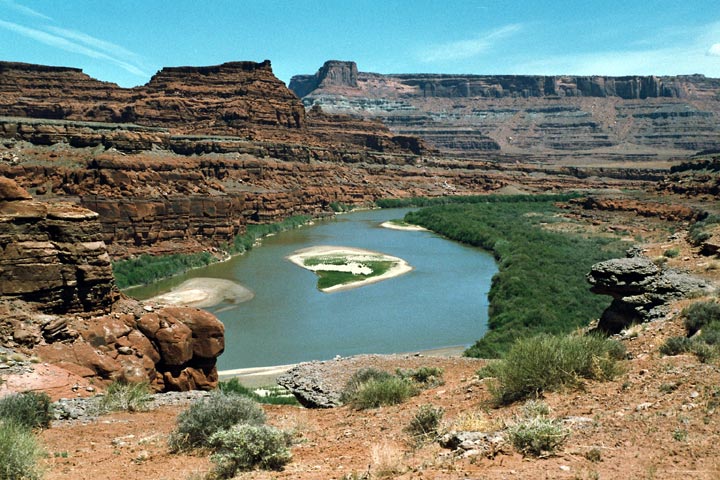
113 215 310 289
302 256 394 290
399 196 627 358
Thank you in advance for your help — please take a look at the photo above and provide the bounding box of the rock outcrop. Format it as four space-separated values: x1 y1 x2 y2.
0 178 225 391
291 60 720 158
0 177 117 314
587 254 710 332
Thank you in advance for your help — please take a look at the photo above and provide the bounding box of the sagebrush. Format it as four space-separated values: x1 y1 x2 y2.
168 392 266 452
209 424 292 477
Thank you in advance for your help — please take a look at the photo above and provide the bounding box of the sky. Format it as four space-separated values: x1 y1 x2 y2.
0 0 719 88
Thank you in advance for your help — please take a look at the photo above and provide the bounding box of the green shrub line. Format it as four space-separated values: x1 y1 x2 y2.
398 198 626 357
375 192 581 209
113 215 310 288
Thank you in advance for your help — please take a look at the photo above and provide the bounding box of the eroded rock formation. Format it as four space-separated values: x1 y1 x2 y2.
291 60 720 158
587 254 710 333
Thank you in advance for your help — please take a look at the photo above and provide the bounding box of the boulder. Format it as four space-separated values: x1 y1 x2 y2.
587 255 711 332
277 361 345 408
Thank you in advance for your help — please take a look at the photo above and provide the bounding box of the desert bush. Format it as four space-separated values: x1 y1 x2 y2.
683 300 720 335
169 392 266 452
488 334 625 404
519 399 550 418
660 336 692 356
208 424 291 477
396 366 444 387
340 368 394 403
663 248 680 258
406 404 444 442
0 420 45 480
0 391 52 430
507 415 569 457
98 381 151 413
345 377 417 410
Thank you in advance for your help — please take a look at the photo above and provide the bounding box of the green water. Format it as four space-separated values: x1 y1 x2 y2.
127 209 497 369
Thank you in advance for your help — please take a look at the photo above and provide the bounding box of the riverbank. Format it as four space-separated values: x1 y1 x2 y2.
286 245 413 292
148 277 254 308
218 345 466 387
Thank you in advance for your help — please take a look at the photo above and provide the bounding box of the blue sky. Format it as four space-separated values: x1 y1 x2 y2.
1 0 719 87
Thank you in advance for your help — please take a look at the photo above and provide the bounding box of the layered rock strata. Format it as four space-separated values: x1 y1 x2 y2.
291 61 720 158
0 178 225 391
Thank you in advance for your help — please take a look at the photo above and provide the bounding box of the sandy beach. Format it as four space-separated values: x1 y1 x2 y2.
380 220 428 231
149 277 254 308
286 245 413 292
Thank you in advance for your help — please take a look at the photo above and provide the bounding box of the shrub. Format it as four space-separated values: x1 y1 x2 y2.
488 334 625 404
520 399 550 418
345 377 417 410
660 336 692 356
396 366 444 387
209 424 292 477
0 420 45 480
0 392 52 430
406 404 444 441
507 416 569 457
683 301 720 335
341 368 395 403
169 392 266 452
98 381 151 413
663 248 680 258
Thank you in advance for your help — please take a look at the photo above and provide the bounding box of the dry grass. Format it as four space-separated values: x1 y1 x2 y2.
370 441 405 479
445 410 499 433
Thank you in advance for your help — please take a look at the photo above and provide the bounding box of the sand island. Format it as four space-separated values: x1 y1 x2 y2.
149 277 255 308
287 245 413 292
380 220 428 231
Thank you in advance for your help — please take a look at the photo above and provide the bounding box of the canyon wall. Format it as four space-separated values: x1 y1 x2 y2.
290 61 720 158
0 177 224 391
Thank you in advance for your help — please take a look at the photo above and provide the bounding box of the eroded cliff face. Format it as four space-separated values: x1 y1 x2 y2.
290 61 720 158
0 178 224 391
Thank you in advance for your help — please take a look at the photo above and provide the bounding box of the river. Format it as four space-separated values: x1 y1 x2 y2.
127 209 497 369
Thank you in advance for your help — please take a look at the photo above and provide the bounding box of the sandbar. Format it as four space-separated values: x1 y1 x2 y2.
287 245 413 293
149 277 254 308
380 220 428 231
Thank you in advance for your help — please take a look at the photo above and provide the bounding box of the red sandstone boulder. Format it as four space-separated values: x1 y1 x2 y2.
0 176 32 201
160 307 225 359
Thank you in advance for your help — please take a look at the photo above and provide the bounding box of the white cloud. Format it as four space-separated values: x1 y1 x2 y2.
0 19 147 77
419 24 523 63
512 22 720 77
46 26 140 60
0 0 52 21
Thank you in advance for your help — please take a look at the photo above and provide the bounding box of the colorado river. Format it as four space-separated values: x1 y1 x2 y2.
127 209 497 369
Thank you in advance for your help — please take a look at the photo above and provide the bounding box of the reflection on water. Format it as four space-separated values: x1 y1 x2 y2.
127 209 497 369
